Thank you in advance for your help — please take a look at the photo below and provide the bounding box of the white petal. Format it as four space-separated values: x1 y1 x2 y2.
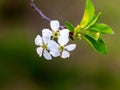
42 36 50 44
65 44 76 51
43 50 52 60
50 20 60 31
35 35 43 46
50 51 60 57
59 29 69 36
42 29 52 43
48 40 60 57
42 29 52 37
58 35 69 46
61 50 70 58
36 47 43 57
48 40 59 51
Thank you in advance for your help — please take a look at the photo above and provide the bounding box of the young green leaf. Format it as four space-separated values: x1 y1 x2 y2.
85 12 102 29
83 35 108 54
66 22 74 32
80 0 95 29
91 23 114 34
83 29 101 41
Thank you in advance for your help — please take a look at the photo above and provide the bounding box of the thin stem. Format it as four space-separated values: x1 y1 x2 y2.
30 0 66 29
30 0 51 22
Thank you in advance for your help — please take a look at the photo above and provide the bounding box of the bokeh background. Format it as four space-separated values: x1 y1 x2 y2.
0 0 120 90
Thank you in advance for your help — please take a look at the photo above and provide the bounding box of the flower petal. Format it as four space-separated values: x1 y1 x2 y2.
50 51 60 57
48 40 59 51
35 35 43 46
50 20 60 31
59 29 69 36
36 47 43 57
42 36 50 44
61 50 70 58
42 29 52 43
65 44 76 51
43 50 52 60
58 35 69 46
42 29 52 37
47 40 60 57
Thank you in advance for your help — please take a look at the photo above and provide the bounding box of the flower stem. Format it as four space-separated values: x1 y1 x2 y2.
30 0 66 29
30 0 51 22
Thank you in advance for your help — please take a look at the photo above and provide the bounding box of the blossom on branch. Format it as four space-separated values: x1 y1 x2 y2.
35 35 60 60
35 20 76 60
32 0 114 59
42 20 69 39
58 35 76 58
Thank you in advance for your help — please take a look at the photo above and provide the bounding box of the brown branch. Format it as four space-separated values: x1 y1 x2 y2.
30 0 65 29
30 0 51 22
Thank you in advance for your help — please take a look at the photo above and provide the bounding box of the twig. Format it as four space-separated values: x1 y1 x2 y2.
30 0 65 29
30 0 51 22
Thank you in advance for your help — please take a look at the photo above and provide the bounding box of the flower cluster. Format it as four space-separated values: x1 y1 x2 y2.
35 20 76 60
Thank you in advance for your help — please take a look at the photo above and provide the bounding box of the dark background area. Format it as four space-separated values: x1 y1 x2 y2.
0 0 120 90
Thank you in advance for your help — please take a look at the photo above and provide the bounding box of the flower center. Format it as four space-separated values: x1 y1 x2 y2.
42 44 47 49
59 45 64 51
52 31 59 39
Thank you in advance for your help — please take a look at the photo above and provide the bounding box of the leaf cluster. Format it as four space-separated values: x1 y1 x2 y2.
66 0 114 54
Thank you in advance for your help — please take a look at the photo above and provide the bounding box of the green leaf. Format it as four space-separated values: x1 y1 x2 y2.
91 23 114 34
83 35 108 54
66 22 74 32
85 12 102 29
80 0 95 29
83 29 101 41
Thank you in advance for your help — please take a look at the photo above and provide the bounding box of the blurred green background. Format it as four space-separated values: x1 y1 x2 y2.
0 0 120 90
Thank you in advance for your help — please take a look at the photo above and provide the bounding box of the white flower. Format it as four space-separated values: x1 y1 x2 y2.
35 35 60 60
42 20 69 39
35 20 76 60
58 35 76 58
